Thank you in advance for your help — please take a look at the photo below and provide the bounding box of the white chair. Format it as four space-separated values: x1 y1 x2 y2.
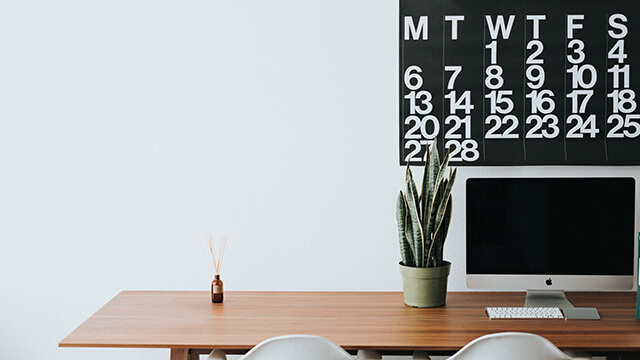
441 332 591 360
207 334 381 360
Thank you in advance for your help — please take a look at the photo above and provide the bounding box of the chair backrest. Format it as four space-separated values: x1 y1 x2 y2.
239 334 354 360
448 332 574 360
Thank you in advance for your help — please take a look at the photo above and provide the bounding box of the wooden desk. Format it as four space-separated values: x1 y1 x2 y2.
59 291 640 360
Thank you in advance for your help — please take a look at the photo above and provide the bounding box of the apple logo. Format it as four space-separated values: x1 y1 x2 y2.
546 278 553 286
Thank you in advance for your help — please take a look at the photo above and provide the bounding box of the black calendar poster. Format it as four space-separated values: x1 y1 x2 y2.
400 0 640 166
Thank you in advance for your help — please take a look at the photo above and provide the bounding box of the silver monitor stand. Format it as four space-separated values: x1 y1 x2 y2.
524 290 574 308
524 290 600 319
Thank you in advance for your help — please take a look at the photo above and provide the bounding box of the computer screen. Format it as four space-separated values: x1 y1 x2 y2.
466 177 636 292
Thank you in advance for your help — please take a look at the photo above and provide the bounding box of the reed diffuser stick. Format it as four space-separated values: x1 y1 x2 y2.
208 236 227 275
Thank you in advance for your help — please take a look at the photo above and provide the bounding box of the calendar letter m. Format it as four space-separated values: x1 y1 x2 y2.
404 16 428 40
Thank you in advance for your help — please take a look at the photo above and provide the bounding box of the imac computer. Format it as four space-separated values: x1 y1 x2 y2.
466 177 636 309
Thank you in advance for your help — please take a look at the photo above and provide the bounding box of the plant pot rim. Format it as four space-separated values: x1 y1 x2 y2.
399 261 451 279
398 260 451 269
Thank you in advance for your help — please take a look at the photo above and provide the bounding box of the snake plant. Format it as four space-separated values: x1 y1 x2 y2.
396 143 457 268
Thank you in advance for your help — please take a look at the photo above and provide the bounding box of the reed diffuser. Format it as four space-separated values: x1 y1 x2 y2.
207 236 227 303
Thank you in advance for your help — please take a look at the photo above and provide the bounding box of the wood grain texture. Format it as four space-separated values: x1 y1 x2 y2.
59 291 640 352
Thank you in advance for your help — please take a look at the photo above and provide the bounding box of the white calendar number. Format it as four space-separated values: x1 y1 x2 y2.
526 40 544 64
445 139 480 162
567 64 597 89
608 65 630 89
485 65 504 89
404 66 423 90
404 115 440 140
607 114 640 138
526 115 560 139
404 91 433 115
485 90 514 114
445 90 474 114
486 41 499 64
526 65 546 89
444 115 471 139
608 89 637 114
566 114 599 138
566 90 594 114
608 40 628 63
445 66 463 89
404 140 427 163
526 90 555 114
567 39 586 64
485 115 519 139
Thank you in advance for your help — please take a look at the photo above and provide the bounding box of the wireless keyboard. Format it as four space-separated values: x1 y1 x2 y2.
486 306 565 319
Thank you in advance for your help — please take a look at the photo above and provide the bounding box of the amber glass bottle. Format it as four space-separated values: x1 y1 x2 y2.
211 274 223 303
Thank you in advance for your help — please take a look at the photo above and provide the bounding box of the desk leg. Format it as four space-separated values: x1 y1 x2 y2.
170 348 188 360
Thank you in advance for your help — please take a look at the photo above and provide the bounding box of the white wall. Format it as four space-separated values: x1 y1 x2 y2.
0 1 637 359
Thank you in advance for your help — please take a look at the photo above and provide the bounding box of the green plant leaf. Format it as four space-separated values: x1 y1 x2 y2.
430 184 452 268
405 167 424 267
419 145 431 215
396 191 415 267
423 143 441 234
434 148 451 192
426 168 457 267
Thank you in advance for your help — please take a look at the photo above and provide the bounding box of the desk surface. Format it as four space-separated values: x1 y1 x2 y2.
60 291 640 352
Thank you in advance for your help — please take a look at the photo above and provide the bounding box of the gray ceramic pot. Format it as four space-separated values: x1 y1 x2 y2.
399 261 451 308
